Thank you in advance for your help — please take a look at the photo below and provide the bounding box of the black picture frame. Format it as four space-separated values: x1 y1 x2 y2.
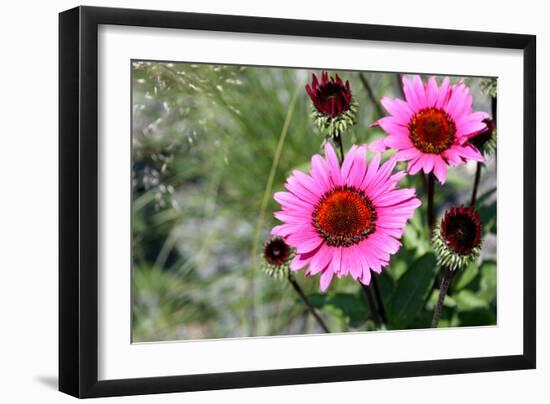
59 5 536 398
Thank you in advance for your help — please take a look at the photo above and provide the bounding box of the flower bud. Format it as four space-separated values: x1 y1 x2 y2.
306 72 357 135
260 237 295 280
433 205 482 271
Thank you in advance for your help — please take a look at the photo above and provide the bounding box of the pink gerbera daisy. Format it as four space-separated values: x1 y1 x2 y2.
271 142 421 291
371 75 489 183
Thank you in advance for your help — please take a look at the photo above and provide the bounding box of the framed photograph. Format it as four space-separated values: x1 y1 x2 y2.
59 6 536 398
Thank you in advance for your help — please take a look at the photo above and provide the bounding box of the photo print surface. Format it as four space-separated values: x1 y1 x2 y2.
131 61 497 342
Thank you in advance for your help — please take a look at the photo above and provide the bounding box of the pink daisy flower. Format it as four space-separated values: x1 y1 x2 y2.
371 75 489 183
271 142 421 292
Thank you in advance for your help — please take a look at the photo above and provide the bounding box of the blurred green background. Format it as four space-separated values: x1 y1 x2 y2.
131 61 497 342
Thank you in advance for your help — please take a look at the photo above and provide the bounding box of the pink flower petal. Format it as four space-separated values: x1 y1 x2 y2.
273 210 311 224
455 144 484 162
377 116 410 138
364 157 397 197
360 152 381 191
310 155 332 193
456 112 490 137
412 75 427 108
373 188 417 207
369 139 388 152
271 223 313 237
425 76 438 107
369 232 401 254
407 156 424 175
446 83 471 120
348 144 367 188
274 191 313 211
292 170 321 196
307 244 333 276
285 174 319 204
432 157 448 183
341 145 358 180
436 77 451 109
359 268 372 286
329 247 343 276
347 249 363 280
287 232 323 254
442 149 463 165
395 148 421 161
381 97 414 123
384 134 414 149
421 154 435 173
290 254 311 272
320 268 334 292
402 75 422 110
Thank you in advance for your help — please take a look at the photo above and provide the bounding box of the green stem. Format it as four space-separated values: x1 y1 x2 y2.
372 276 387 324
431 267 454 328
333 131 345 164
359 73 385 119
471 95 497 207
288 275 330 333
470 162 482 207
427 173 435 233
361 283 382 326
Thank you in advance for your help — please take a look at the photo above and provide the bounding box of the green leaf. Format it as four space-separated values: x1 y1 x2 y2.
387 252 438 329
451 262 497 327
479 260 497 303
476 186 496 207
427 289 456 308
377 271 396 307
308 292 369 327
402 224 419 249
388 247 415 280
307 293 328 308
454 290 488 311
457 308 496 326
403 210 431 255
478 201 497 234
445 169 469 187
451 262 479 292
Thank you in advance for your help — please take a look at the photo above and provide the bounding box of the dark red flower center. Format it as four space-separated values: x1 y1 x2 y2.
306 73 352 118
263 238 291 266
409 108 456 154
314 186 376 247
441 208 481 255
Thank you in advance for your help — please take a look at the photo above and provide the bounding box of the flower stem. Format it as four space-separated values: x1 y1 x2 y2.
359 73 384 119
427 173 436 232
360 283 383 326
372 276 388 324
333 131 345 164
288 274 330 333
470 162 482 206
431 267 454 328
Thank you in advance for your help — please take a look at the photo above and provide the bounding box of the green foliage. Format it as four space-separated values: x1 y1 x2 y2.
427 260 497 329
386 253 438 329
479 201 497 234
479 260 497 303
451 262 479 292
308 292 369 328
